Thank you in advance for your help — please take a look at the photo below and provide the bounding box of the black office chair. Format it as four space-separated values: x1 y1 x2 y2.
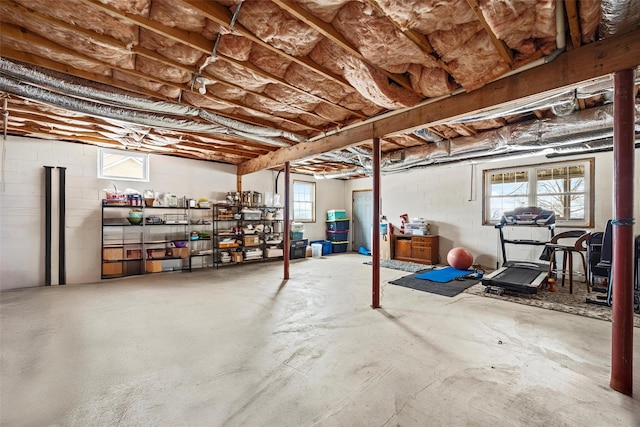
586 220 613 306
634 235 640 314
586 232 605 288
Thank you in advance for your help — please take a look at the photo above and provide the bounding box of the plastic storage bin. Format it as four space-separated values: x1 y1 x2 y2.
326 230 349 242
291 231 304 239
310 240 332 255
331 241 348 253
327 209 347 221
326 219 350 231
311 243 322 257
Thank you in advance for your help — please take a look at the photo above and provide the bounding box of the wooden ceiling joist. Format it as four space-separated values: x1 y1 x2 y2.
237 27 640 175
174 0 356 93
2 2 334 128
466 0 514 66
271 0 415 92
564 0 582 49
6 101 279 156
365 0 453 75
79 0 364 119
0 25 320 133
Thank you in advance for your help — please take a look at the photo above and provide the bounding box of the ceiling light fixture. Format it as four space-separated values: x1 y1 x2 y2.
194 76 211 95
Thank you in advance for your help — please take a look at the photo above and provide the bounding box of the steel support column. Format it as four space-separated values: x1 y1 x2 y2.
44 166 53 286
610 68 635 396
372 137 381 309
284 162 290 280
58 167 66 285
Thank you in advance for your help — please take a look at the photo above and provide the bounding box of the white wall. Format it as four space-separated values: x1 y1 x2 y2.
0 136 344 290
345 150 640 268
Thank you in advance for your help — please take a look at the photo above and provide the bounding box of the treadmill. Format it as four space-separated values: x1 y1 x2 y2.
482 207 555 294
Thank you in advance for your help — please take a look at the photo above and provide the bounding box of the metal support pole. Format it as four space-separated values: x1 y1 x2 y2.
284 162 290 280
372 137 381 309
610 68 635 396
44 166 53 286
58 167 66 285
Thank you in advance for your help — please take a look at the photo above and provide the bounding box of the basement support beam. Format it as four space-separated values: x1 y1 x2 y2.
610 68 635 396
372 137 381 309
284 162 290 281
237 27 640 175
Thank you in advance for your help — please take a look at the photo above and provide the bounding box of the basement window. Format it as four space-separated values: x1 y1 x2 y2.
483 158 594 227
98 148 149 182
293 180 316 222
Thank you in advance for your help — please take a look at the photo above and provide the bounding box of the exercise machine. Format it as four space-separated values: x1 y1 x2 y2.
587 226 640 313
482 207 555 294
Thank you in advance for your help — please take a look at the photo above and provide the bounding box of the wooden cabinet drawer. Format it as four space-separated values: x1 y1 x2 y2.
411 246 432 260
395 239 412 258
412 236 433 246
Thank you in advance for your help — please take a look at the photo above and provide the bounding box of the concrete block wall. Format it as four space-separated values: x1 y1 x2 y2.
0 136 340 290
345 150 640 269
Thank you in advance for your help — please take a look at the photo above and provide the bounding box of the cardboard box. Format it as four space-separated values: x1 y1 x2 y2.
146 248 167 259
146 260 163 273
243 235 260 246
168 247 189 258
231 252 243 263
103 247 123 261
102 262 122 275
125 248 142 259
266 247 283 258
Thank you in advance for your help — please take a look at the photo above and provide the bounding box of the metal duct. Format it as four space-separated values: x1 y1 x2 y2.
600 0 640 38
0 58 303 144
0 58 198 116
313 166 367 179
0 76 291 147
323 101 640 179
198 110 304 143
413 128 443 142
347 146 374 158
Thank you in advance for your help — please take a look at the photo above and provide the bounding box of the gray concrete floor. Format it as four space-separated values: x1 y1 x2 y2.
1 253 639 426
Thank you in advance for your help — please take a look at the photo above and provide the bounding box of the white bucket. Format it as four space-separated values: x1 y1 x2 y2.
311 243 322 258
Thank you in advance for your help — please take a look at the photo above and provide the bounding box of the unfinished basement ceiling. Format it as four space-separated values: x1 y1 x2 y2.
0 0 639 178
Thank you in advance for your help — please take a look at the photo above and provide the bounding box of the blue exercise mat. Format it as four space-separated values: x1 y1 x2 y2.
415 267 473 283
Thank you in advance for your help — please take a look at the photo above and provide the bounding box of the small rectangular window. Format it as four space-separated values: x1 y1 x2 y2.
98 148 149 182
293 180 315 222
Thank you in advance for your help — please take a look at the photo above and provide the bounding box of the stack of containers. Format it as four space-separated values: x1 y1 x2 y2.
326 209 349 253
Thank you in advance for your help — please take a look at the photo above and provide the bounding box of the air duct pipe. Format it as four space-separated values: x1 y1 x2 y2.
600 0 640 38
0 59 304 144
0 75 292 148
320 101 640 179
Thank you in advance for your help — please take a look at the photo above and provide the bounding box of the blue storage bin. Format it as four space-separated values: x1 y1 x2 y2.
326 219 350 231
331 241 348 253
326 230 349 242
327 209 347 221
310 240 332 255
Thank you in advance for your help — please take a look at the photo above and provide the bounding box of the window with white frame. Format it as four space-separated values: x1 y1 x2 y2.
98 148 149 182
293 180 315 222
483 158 594 227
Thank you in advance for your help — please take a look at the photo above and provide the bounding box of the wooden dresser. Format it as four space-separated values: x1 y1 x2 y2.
392 235 439 265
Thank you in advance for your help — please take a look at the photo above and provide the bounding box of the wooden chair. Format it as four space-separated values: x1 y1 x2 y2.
545 230 591 294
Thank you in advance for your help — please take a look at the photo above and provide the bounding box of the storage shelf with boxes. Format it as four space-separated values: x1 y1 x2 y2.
213 202 285 268
101 202 208 279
